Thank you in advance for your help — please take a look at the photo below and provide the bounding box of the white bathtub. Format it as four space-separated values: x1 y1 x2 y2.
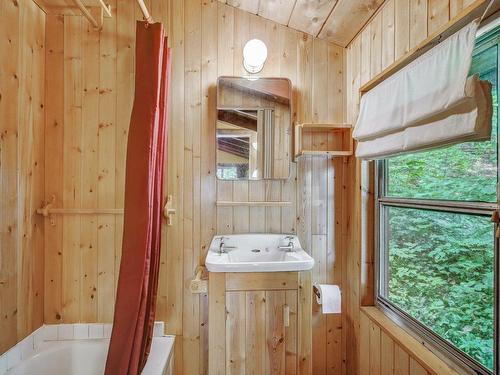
5 336 175 375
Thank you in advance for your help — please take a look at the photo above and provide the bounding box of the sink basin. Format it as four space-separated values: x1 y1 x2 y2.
205 234 314 272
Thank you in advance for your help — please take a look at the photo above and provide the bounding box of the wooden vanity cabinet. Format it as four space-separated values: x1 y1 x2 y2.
209 271 312 375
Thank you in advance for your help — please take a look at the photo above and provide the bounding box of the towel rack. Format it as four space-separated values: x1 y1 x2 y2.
37 195 176 226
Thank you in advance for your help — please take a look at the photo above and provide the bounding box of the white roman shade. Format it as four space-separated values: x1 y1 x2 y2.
353 20 493 160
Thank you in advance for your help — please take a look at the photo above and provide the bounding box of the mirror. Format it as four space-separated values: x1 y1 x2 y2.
216 77 292 180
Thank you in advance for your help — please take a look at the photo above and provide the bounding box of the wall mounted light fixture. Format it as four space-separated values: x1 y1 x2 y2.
243 39 268 74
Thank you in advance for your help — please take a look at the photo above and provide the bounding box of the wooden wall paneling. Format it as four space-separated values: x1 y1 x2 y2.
327 50 344 375
17 0 34 338
359 312 370 375
395 345 411 375
382 0 395 70
370 12 383 79
183 0 202 373
0 0 20 350
369 320 382 375
209 272 226 375
62 15 83 322
165 0 185 342
410 359 429 375
17 0 45 340
30 2 46 336
362 308 464 375
428 0 450 34
310 38 330 375
344 33 361 375
360 27 372 85
380 331 395 375
44 14 65 325
410 0 428 48
395 0 410 59
199 1 218 371
97 0 117 323
450 0 465 17
298 271 312 374
165 0 185 372
327 42 344 371
0 0 45 352
80 19 100 322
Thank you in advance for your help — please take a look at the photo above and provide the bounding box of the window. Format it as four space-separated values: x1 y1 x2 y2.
377 25 499 374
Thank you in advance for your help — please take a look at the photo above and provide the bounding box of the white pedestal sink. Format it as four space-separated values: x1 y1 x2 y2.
205 234 314 272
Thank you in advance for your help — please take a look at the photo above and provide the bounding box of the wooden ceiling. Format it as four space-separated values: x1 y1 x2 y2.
219 0 386 46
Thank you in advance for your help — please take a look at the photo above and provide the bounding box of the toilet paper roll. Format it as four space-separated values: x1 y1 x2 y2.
315 284 341 314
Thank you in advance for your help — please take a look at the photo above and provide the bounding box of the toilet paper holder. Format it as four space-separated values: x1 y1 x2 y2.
313 284 321 299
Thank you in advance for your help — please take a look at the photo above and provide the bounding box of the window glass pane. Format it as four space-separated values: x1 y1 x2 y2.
386 44 498 202
381 206 494 370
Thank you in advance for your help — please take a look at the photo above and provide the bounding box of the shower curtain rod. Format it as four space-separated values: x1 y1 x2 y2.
136 0 154 23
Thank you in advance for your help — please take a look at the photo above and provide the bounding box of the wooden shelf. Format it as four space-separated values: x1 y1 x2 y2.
294 123 353 159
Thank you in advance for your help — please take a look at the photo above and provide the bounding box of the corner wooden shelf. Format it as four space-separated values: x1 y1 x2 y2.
294 123 353 159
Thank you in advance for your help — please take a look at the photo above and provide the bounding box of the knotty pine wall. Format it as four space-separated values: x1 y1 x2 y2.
345 1 481 374
0 0 45 354
42 1 348 374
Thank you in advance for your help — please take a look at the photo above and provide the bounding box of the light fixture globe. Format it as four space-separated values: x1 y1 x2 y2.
243 39 268 74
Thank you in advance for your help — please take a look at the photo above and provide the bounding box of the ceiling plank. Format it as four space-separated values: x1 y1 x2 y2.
258 0 297 25
288 0 338 36
227 0 260 14
319 0 386 46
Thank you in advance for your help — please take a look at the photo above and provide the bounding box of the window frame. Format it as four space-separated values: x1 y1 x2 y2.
375 26 500 375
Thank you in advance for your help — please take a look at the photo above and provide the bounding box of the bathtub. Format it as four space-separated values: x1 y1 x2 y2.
5 336 175 375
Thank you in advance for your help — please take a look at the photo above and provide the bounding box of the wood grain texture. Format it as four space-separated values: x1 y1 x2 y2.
0 0 45 354
220 0 386 45
360 308 460 375
319 0 386 46
288 0 338 36
41 1 344 374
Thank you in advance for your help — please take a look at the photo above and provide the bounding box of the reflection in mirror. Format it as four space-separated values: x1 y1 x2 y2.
216 77 291 180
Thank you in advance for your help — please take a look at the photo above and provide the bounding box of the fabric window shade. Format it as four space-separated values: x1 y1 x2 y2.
353 20 493 160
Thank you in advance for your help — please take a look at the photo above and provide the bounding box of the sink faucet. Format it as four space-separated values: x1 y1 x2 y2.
218 236 236 254
279 235 295 252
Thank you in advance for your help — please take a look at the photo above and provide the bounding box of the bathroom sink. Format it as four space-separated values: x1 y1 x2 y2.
205 234 314 272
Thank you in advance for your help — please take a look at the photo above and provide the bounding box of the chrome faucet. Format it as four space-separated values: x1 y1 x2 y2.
279 235 295 252
218 236 236 254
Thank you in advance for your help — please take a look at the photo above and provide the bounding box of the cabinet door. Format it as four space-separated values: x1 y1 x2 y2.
226 290 297 375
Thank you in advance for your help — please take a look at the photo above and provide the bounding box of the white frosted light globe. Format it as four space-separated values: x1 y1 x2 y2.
243 39 268 74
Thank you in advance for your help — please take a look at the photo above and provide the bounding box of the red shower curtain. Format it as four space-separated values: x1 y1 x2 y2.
105 21 171 375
